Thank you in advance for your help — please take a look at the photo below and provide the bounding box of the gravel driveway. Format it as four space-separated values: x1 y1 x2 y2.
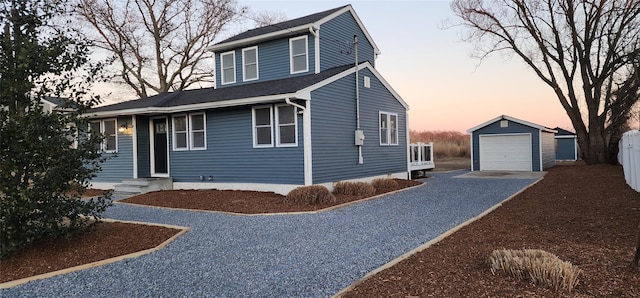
2 171 539 297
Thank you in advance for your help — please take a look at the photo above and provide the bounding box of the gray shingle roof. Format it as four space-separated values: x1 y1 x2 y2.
215 5 348 45
91 64 354 113
553 127 576 136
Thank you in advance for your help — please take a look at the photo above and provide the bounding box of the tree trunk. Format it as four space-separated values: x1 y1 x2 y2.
633 223 640 270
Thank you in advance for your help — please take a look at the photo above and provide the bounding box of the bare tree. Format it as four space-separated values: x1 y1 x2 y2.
75 0 246 98
249 10 287 28
451 0 640 164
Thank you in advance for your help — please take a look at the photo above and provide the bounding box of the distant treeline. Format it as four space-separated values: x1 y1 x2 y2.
410 130 471 158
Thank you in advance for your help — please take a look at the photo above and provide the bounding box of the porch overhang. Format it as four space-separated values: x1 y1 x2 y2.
85 92 308 118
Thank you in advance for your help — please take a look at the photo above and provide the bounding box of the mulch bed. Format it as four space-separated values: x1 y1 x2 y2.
0 222 181 284
3 165 639 297
340 164 640 297
120 179 423 214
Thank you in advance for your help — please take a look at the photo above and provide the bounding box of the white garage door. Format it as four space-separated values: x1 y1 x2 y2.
479 134 532 171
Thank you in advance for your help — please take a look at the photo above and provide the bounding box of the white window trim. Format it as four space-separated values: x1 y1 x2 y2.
252 105 274 148
90 119 118 153
389 113 398 145
189 113 207 150
220 51 236 85
242 46 259 82
172 114 189 151
275 104 298 147
379 112 398 146
289 36 309 74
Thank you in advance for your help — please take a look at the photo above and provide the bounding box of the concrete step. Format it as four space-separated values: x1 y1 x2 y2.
114 184 147 194
114 177 173 194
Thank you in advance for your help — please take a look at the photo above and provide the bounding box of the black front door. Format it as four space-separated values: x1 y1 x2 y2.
153 118 168 175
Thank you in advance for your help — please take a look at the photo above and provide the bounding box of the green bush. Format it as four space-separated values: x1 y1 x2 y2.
332 181 376 197
489 249 581 291
0 0 111 259
371 178 399 192
284 185 336 205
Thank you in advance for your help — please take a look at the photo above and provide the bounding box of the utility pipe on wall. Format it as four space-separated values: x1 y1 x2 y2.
354 35 363 165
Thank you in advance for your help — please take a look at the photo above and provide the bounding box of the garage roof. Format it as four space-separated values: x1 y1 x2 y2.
467 115 557 133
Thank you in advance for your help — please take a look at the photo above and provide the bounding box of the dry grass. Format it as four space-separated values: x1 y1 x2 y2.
489 249 581 292
332 181 376 197
284 185 336 205
410 130 470 158
371 178 399 191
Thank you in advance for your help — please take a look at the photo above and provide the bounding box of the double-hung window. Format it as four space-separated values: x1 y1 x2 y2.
253 106 273 147
190 114 206 150
252 104 297 148
221 51 235 85
276 105 297 146
242 46 258 81
173 115 188 150
172 113 206 151
90 119 117 153
379 112 398 146
289 36 308 74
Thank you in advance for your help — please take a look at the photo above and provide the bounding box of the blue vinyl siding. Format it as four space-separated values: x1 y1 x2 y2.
136 116 151 178
471 121 541 171
556 137 577 160
311 68 407 183
93 116 134 182
168 107 304 184
319 11 376 70
215 35 316 87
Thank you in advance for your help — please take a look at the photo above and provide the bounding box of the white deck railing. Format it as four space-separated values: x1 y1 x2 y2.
409 142 435 172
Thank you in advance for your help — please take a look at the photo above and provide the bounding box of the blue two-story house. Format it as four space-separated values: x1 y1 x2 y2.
88 5 410 194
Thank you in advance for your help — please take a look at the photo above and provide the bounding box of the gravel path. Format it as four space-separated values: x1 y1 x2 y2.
2 171 539 297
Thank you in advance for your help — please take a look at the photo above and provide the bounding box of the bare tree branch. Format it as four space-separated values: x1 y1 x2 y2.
74 0 246 98
451 0 640 164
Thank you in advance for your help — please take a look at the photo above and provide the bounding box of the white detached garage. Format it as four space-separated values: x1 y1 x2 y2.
468 115 557 172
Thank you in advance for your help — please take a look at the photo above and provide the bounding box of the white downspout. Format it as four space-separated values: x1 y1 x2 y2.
309 26 320 74
285 98 312 185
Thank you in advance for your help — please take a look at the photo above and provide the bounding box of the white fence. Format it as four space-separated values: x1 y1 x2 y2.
618 130 640 191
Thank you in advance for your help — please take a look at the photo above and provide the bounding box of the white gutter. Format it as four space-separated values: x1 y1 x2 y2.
86 93 301 118
206 24 311 52
285 98 312 186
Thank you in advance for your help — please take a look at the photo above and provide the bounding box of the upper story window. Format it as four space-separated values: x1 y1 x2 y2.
379 112 398 146
172 113 206 151
289 36 308 74
90 119 117 153
242 46 258 81
221 51 236 85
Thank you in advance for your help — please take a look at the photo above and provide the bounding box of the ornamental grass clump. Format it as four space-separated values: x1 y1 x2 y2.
371 178 399 192
332 181 376 197
489 249 581 292
284 185 336 205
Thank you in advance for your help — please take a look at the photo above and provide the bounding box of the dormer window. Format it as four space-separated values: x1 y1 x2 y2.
242 46 258 81
289 36 308 74
221 51 236 84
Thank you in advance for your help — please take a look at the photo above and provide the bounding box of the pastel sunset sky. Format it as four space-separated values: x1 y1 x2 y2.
237 0 572 133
